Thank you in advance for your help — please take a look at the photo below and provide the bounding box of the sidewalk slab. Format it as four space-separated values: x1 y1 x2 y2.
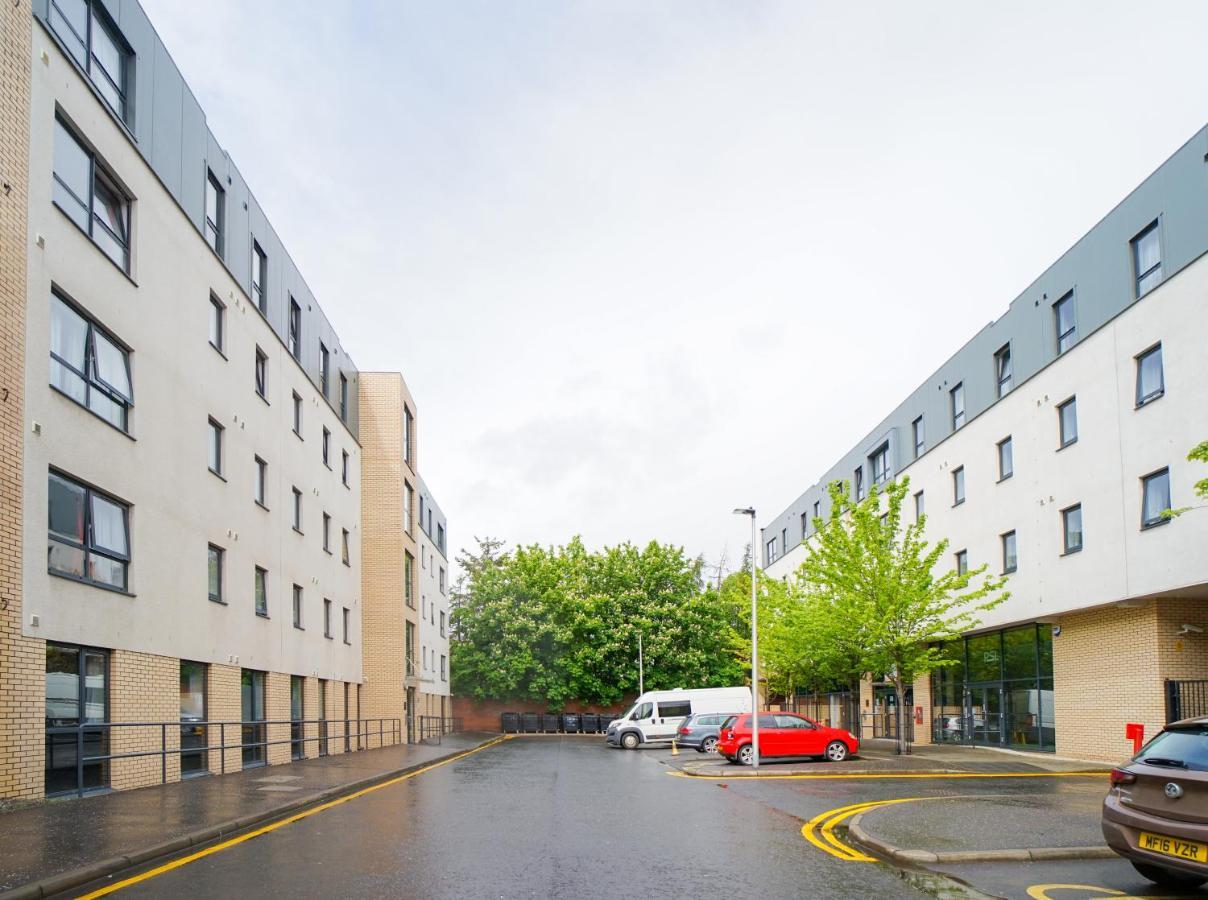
0 733 498 899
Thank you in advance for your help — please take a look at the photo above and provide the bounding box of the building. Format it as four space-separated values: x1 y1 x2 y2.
417 479 451 721
0 0 431 801
761 126 1208 763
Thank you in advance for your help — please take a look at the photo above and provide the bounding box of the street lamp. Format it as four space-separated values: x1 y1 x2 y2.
733 506 759 770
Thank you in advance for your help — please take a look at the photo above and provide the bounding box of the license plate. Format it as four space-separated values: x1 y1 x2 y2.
1139 831 1208 863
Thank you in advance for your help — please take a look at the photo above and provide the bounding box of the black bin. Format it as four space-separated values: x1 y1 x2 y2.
542 714 560 733
501 712 519 734
521 712 540 733
599 715 615 733
579 713 598 734
562 713 580 733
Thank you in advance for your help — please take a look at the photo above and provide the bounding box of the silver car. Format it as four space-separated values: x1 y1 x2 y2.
675 713 728 754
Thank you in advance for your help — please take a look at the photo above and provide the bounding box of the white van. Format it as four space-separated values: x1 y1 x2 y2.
605 687 751 749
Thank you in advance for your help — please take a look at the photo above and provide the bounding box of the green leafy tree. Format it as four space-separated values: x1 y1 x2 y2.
796 476 1009 752
1166 441 1208 518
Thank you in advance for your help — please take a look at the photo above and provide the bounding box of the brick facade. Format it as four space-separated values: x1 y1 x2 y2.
109 650 180 790
207 664 242 775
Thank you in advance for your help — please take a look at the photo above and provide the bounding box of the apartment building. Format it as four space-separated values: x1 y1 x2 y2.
0 0 386 801
417 479 451 720
762 126 1208 763
358 372 423 740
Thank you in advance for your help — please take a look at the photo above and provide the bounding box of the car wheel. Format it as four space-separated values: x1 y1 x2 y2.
737 744 754 766
825 740 849 762
620 732 641 750
1130 862 1207 888
702 736 719 755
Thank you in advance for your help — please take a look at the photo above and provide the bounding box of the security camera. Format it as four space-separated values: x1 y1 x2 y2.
1177 624 1203 636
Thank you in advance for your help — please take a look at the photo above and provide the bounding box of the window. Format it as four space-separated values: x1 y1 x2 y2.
204 170 224 256
1001 531 1017 574
440 655 446 681
404 551 415 607
322 513 331 552
207 544 223 603
1062 504 1083 554
254 456 267 507
997 436 1013 481
853 466 865 502
800 511 808 536
342 450 350 487
1054 292 1076 355
1135 344 1164 407
781 528 786 557
53 118 130 271
912 416 924 459
319 343 330 398
1132 221 1162 297
766 537 778 563
291 392 303 437
950 382 965 430
870 444 889 487
48 0 131 121
342 607 350 644
44 643 109 795
251 242 267 312
404 406 414 466
323 598 333 638
49 293 132 431
952 466 965 506
241 669 266 768
440 610 446 638
955 549 968 575
437 523 445 555
180 661 208 776
322 427 331 467
209 294 225 352
288 298 301 360
254 567 268 616
439 566 446 594
1141 468 1171 529
813 500 820 521
404 483 414 533
292 487 302 532
339 373 348 421
341 529 350 566
994 344 1012 398
292 585 303 629
1058 397 1077 448
255 347 268 399
48 471 129 590
208 418 223 476
914 490 924 520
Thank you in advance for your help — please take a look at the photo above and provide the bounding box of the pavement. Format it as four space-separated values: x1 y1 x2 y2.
0 732 498 899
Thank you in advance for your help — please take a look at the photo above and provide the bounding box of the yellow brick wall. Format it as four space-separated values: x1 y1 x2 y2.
265 671 292 766
0 0 41 802
302 675 320 758
911 673 933 746
206 664 242 775
1155 597 1208 684
109 650 179 790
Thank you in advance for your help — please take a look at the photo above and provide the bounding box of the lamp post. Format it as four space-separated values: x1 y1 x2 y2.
637 632 644 696
733 506 759 770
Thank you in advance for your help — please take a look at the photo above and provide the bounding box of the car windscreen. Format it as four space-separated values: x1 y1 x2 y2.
720 715 737 731
1135 727 1208 772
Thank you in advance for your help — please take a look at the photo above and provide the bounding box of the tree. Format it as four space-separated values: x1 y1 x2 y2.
796 476 1009 753
1166 441 1208 518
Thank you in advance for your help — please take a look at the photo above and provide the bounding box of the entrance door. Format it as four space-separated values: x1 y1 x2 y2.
241 669 266 768
180 662 208 776
45 644 108 796
290 676 305 759
318 679 328 756
965 685 1003 746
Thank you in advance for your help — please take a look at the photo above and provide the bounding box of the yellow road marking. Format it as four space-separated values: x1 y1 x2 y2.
75 736 512 898
1026 886 1182 900
802 796 951 862
667 769 1107 781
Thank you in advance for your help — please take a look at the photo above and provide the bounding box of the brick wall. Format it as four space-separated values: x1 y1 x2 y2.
0 1 41 803
452 697 631 733
265 671 292 766
302 675 320 758
911 673 933 746
109 650 179 790
207 664 242 775
1155 597 1208 684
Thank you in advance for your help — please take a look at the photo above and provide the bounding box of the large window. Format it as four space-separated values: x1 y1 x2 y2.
1001 530 1017 574
288 298 302 359
48 471 129 591
1058 397 1078 448
241 669 266 768
53 118 130 271
45 643 108 796
1054 292 1076 355
48 0 131 121
1132 221 1162 297
1135 344 1164 407
49 292 132 431
1141 468 1171 529
208 418 223 476
1062 504 1083 554
952 466 965 506
997 436 1013 481
204 170 224 256
911 416 924 459
994 344 1012 398
254 567 268 617
251 242 267 313
950 382 965 430
179 661 207 776
207 544 224 603
870 444 890 487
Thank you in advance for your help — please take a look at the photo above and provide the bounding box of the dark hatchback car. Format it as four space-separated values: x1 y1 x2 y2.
675 713 729 753
1102 716 1208 888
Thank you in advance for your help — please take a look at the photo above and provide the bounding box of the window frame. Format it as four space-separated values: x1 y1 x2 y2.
48 289 133 433
209 293 225 354
1131 220 1162 298
322 513 332 553
52 117 131 272
853 466 865 502
1001 530 1017 574
48 470 131 592
254 566 268 617
254 347 268 401
911 415 924 459
291 486 303 533
342 607 351 645
322 427 331 468
997 436 1013 482
955 549 968 576
319 343 330 398
251 241 267 313
1061 504 1083 555
870 443 890 487
339 373 348 421
323 598 333 639
1054 292 1076 355
950 382 965 430
207 417 224 477
254 456 268 508
994 343 1012 398
207 543 224 603
292 391 303 438
341 450 350 487
1135 343 1164 408
1141 468 1171 530
341 528 350 567
292 584 303 630
914 490 924 520
204 170 224 257
48 0 133 123
952 466 965 506
288 298 302 360
1057 397 1078 449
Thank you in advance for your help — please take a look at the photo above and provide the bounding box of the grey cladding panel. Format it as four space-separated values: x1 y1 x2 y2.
148 42 183 197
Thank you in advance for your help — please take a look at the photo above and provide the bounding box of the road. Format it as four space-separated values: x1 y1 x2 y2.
70 737 1205 900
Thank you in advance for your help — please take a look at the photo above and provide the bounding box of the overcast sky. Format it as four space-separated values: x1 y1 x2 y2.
143 0 1208 578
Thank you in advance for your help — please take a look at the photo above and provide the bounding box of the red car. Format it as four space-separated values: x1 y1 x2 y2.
717 712 859 765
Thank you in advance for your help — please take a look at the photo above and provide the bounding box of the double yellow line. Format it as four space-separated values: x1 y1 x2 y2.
801 796 939 861
76 736 512 898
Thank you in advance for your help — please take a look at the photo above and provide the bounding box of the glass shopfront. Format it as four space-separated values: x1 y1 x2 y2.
180 662 208 776
931 624 1054 751
45 643 109 796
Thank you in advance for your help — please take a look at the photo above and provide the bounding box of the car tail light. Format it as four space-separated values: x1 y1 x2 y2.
1110 768 1136 786
678 727 690 735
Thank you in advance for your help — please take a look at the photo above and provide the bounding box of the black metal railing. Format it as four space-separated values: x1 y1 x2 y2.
45 717 402 798
416 716 463 744
1166 679 1208 723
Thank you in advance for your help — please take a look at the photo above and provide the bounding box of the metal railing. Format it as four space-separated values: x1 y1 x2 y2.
416 716 463 744
1166 679 1208 723
45 717 402 798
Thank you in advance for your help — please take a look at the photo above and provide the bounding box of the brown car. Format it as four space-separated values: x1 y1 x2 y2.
1102 716 1208 888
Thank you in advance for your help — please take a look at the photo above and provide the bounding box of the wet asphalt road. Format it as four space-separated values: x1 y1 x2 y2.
75 737 1204 900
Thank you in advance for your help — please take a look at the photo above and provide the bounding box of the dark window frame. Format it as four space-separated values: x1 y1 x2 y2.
319 343 330 398
48 289 133 433
912 415 924 459
254 456 267 508
52 116 131 272
47 0 132 123
291 486 303 533
254 566 269 617
342 607 351 645
339 373 348 422
48 469 130 592
994 343 1012 398
1135 343 1164 408
341 450 350 487
870 443 890 487
1131 220 1162 298
1001 530 1017 574
1054 292 1076 355
1061 504 1083 554
955 549 968 576
292 391 303 438
207 543 224 603
288 298 301 360
204 170 224 257
950 382 965 430
341 528 350 567
207 417 224 477
323 598 333 639
952 466 965 506
322 513 332 553
1141 468 1171 530
292 584 304 630
321 427 331 468
254 347 268 401
997 436 1013 481
1057 397 1078 449
209 293 225 354
251 241 267 313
